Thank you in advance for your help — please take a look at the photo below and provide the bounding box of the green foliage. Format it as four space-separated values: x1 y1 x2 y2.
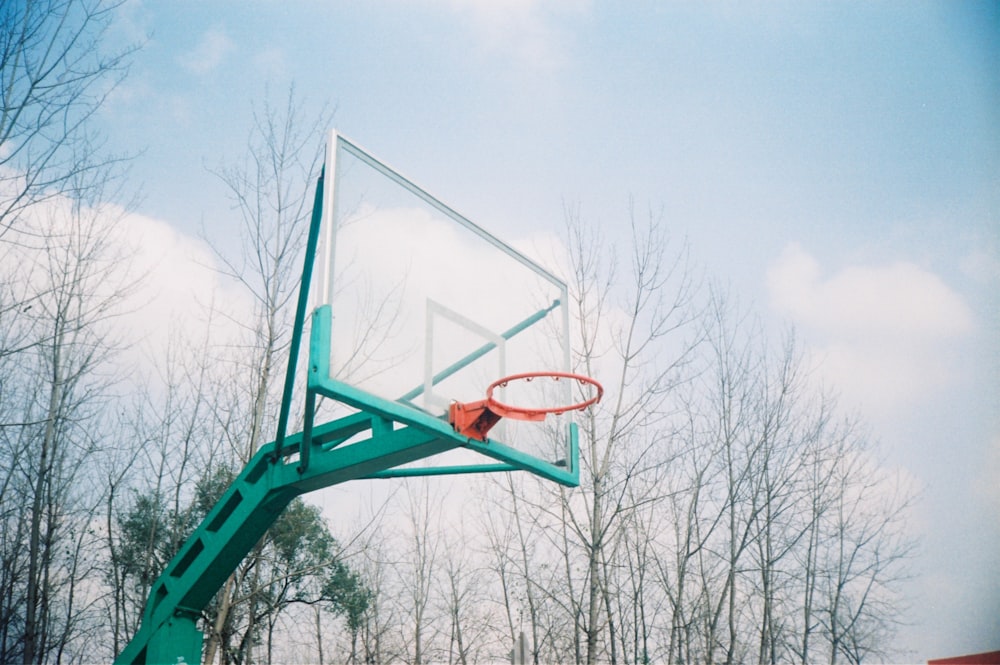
116 492 170 589
194 466 237 516
115 467 237 594
269 499 334 563
323 558 372 633
262 495 372 629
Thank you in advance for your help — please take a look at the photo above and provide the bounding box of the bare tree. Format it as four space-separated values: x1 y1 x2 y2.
396 481 443 665
0 0 136 241
1 27 138 647
558 203 699 665
487 472 550 664
0 164 135 663
642 287 920 665
103 313 228 654
354 527 399 665
199 87 331 664
439 511 496 665
817 428 916 664
614 474 670 665
207 87 330 463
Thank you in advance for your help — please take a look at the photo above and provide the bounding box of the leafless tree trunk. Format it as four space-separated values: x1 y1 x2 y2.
314 604 325 665
13 170 134 663
819 427 916 665
442 528 474 665
617 478 666 665
793 415 842 665
748 335 828 665
506 473 548 664
558 204 699 665
356 532 396 665
483 485 520 657
0 5 137 655
660 407 717 665
397 481 442 665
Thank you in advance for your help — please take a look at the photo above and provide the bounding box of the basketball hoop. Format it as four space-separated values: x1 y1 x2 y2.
449 371 603 441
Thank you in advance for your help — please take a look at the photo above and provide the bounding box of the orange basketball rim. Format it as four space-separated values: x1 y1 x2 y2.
449 371 604 441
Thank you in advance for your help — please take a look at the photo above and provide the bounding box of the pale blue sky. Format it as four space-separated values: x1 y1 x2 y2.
100 1 999 659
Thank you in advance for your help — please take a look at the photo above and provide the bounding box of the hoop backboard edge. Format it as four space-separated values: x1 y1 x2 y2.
290 129 580 486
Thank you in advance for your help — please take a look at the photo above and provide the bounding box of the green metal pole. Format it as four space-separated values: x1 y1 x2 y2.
143 611 201 665
274 171 325 460
115 414 463 665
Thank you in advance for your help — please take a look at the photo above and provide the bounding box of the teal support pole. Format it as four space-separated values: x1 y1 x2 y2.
274 171 325 459
144 611 201 665
115 414 462 665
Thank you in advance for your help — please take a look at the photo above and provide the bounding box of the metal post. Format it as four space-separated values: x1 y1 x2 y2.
143 610 201 665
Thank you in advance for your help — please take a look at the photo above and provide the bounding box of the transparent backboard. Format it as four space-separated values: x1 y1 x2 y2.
311 131 573 473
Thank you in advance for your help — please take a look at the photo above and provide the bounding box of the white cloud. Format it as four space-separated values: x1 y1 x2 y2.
177 27 235 75
768 243 973 340
767 243 975 413
115 211 249 361
0 173 253 394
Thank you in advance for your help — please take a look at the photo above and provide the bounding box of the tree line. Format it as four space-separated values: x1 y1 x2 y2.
0 2 915 663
